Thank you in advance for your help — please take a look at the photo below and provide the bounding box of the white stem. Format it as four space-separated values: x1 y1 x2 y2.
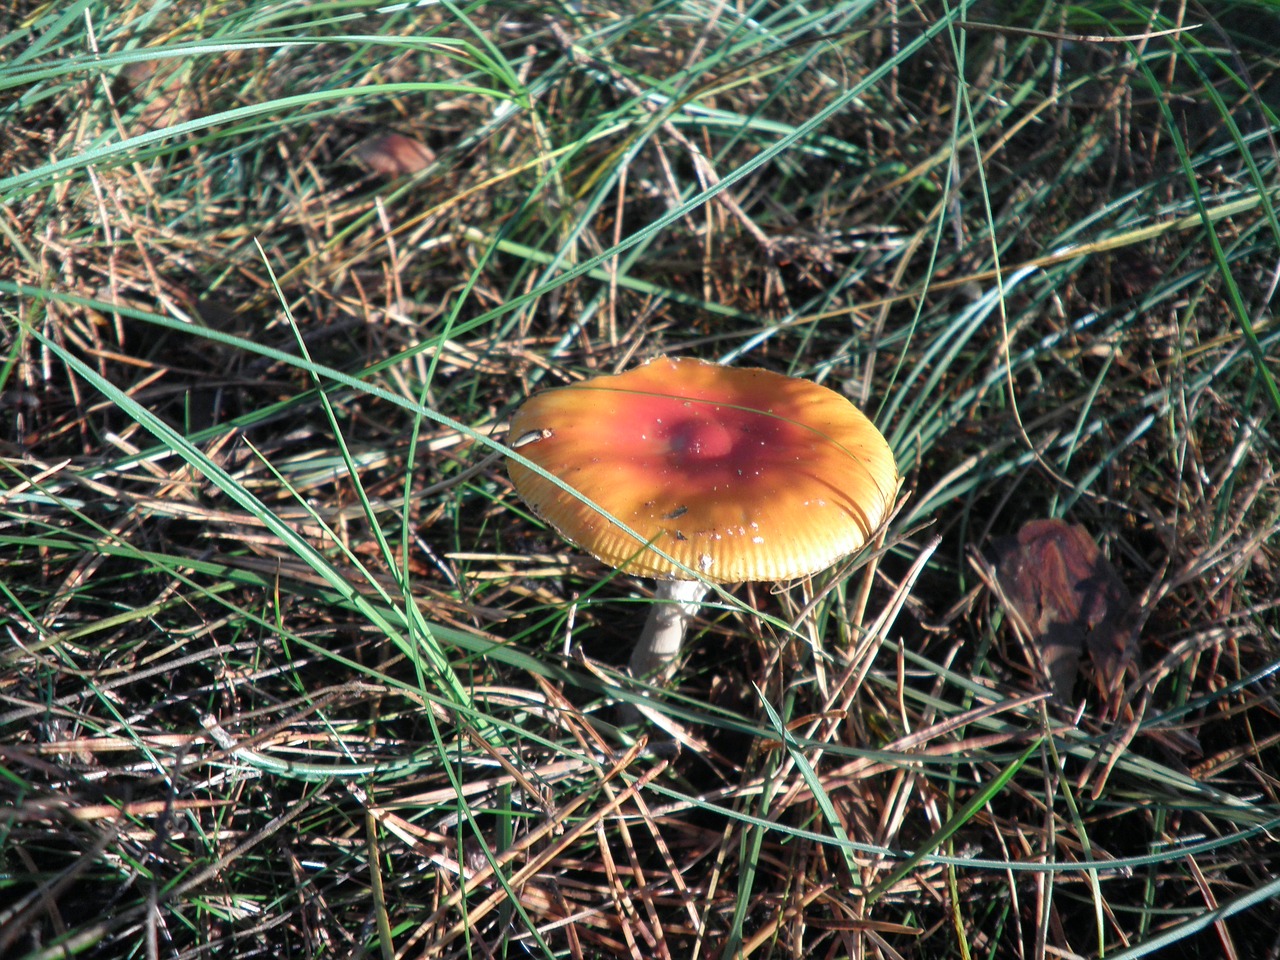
629 579 710 679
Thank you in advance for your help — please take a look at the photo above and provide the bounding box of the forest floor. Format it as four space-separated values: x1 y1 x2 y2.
3 3 1279 958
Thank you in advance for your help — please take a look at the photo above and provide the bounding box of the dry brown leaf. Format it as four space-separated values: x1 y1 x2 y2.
353 132 435 177
118 60 191 131
994 519 1138 703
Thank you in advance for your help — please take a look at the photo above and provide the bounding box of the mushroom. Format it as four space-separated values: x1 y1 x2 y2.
506 356 898 680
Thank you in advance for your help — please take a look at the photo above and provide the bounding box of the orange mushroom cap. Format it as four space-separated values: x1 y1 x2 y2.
506 356 898 582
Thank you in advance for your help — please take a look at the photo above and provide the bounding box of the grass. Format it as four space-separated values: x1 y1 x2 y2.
3 1 1279 957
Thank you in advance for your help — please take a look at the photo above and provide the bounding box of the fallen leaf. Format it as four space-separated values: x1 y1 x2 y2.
117 59 191 131
994 519 1138 703
354 133 434 177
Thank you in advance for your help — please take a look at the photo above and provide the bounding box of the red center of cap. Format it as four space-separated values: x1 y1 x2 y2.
669 416 734 462
619 394 787 484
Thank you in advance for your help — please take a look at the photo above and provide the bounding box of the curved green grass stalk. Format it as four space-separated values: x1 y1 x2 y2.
19 315 478 715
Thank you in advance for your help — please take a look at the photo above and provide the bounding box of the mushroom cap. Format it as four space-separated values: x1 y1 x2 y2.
506 356 898 582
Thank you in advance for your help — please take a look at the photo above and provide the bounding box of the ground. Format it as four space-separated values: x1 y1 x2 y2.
2 2 1279 958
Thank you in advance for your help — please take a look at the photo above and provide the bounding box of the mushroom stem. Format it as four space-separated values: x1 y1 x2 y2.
630 579 711 679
